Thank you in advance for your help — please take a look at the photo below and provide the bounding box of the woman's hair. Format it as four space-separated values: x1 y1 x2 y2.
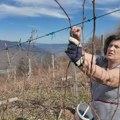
104 34 120 55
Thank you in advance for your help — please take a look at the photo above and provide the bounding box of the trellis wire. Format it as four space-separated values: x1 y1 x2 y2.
0 8 119 53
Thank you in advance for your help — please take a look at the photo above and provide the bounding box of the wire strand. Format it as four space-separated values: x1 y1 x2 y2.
0 8 120 52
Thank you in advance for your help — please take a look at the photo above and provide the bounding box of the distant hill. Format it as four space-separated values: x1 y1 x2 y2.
35 43 67 53
0 40 67 53
0 40 67 69
0 40 50 69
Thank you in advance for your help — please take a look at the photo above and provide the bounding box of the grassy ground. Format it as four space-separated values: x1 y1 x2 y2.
0 59 91 120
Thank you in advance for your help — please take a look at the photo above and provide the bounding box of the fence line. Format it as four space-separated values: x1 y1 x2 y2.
0 8 119 53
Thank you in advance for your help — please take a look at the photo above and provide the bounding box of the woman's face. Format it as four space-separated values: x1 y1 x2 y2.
106 40 120 61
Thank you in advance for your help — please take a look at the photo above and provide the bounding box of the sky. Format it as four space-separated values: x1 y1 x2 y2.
0 0 120 44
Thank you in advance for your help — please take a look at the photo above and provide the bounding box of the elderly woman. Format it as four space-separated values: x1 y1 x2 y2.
65 26 120 120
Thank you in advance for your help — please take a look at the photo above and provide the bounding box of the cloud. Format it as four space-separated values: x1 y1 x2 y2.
12 0 53 6
12 0 81 6
0 0 83 19
108 8 120 18
0 0 119 19
15 0 82 15
88 0 119 5
0 4 67 18
84 0 120 19
96 0 119 4
111 12 120 18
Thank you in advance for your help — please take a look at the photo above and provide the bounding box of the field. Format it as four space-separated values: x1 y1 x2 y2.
0 55 91 120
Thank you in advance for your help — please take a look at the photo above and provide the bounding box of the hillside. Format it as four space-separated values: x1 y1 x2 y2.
0 40 67 69
36 43 67 53
0 40 50 69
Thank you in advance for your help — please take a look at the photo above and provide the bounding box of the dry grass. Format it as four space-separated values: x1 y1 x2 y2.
0 57 91 120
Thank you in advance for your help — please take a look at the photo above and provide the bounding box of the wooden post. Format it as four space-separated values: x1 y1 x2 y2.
101 35 104 56
52 54 55 79
5 43 11 80
71 63 78 105
27 58 32 80
5 43 11 67
27 28 37 80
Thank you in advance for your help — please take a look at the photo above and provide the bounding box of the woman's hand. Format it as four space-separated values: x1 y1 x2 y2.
70 26 81 41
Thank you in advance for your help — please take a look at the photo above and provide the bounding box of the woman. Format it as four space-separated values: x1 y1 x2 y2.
65 26 120 120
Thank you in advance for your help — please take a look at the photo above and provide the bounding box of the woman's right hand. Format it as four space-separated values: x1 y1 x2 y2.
70 26 81 41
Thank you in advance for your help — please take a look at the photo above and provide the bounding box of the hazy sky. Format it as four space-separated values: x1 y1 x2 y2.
0 0 120 44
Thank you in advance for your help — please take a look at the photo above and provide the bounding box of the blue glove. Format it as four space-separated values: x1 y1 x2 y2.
65 43 83 66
